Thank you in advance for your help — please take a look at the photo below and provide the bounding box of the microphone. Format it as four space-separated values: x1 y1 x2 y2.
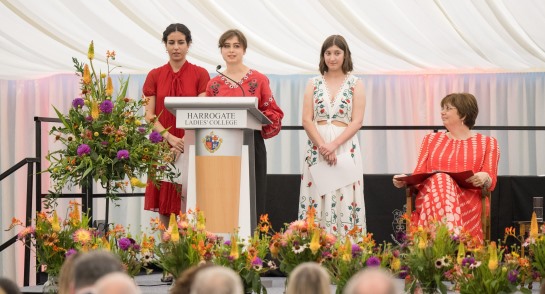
215 65 245 97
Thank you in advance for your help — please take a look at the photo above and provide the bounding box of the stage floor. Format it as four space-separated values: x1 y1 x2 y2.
20 273 541 294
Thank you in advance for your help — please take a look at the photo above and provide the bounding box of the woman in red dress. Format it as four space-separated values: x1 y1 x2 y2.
143 23 210 226
206 29 284 218
393 93 500 244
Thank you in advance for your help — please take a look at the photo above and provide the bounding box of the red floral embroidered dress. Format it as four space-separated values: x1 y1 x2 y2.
143 62 210 214
298 75 366 235
411 132 500 243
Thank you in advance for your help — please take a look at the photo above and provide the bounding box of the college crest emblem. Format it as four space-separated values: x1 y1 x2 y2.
202 131 223 153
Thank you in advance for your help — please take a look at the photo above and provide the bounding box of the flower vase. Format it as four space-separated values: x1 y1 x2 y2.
42 274 59 294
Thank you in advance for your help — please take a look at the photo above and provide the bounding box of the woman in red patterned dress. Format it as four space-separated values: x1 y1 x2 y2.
206 29 284 219
143 24 210 226
393 93 500 244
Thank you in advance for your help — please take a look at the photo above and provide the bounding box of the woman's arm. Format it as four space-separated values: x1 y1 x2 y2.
302 80 326 148
466 136 500 190
319 79 366 157
144 95 184 154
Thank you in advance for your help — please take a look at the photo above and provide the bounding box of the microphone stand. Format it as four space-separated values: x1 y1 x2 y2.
216 65 246 97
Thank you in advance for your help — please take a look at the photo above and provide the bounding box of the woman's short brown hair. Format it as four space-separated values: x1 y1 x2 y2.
319 35 353 75
218 29 247 51
441 93 479 129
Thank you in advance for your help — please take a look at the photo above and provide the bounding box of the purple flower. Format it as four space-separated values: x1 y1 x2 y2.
117 150 129 160
508 270 519 284
149 131 163 143
132 244 141 251
351 244 362 257
85 115 93 122
461 257 475 267
118 238 131 250
101 141 109 146
223 240 231 246
99 100 114 114
366 256 381 267
251 257 263 266
77 144 91 156
137 127 146 134
65 248 78 257
398 265 409 279
72 98 85 108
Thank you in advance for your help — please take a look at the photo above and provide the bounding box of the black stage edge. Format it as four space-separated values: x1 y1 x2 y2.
266 174 545 244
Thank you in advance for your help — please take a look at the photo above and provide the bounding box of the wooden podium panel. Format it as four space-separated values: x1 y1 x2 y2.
195 156 241 232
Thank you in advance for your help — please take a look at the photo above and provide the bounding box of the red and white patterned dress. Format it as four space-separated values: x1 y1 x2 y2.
411 132 500 243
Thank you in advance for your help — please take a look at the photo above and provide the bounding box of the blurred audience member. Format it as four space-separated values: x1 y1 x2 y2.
58 251 81 294
190 266 243 294
343 268 395 294
171 263 214 294
95 272 140 294
72 250 124 294
286 262 331 294
0 277 21 294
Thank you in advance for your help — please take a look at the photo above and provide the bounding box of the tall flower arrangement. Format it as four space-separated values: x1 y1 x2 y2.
213 215 276 294
45 41 178 204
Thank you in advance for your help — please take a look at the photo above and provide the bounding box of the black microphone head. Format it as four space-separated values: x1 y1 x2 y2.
216 65 222 71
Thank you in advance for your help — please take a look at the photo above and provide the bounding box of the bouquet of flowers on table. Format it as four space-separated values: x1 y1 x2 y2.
7 201 104 277
269 208 337 277
213 214 276 294
107 224 155 277
322 229 400 294
152 209 217 279
45 40 178 205
402 221 457 294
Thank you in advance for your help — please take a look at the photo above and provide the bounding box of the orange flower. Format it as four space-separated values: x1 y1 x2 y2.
229 235 239 260
530 212 539 239
87 40 94 60
105 76 113 96
83 64 91 85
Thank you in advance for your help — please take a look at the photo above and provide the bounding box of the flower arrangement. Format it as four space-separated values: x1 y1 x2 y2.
151 209 217 279
322 230 399 294
213 215 276 294
8 201 105 277
45 41 178 204
403 222 457 294
107 224 155 277
445 239 532 294
269 208 337 276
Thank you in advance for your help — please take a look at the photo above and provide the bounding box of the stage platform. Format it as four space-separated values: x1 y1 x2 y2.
20 273 542 293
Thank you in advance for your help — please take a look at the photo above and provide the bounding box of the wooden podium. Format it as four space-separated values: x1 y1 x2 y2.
165 97 271 237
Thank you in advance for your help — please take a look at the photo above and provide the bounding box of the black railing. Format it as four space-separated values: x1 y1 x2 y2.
0 157 38 286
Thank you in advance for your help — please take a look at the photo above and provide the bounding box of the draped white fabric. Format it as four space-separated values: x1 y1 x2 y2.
1 0 545 285
1 0 545 79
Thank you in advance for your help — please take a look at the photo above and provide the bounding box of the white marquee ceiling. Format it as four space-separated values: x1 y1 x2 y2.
1 0 545 79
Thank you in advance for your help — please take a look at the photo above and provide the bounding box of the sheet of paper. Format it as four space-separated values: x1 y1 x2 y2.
309 153 359 196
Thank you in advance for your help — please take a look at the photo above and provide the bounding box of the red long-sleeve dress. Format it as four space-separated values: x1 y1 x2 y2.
143 62 210 214
412 132 500 243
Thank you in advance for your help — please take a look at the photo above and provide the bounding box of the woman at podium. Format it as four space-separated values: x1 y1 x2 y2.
392 93 500 244
206 29 284 218
143 23 210 226
298 35 367 235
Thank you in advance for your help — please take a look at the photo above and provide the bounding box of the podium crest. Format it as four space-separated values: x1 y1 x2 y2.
202 131 223 153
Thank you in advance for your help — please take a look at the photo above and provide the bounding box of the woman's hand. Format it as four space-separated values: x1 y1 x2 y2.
393 174 407 188
466 172 491 188
319 141 339 157
325 152 337 166
166 133 184 153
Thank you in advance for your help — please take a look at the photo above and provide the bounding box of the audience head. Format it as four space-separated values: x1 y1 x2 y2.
0 277 21 294
72 250 124 293
95 272 140 294
189 266 243 294
319 35 353 75
162 23 192 44
218 29 248 52
343 268 395 294
285 262 331 294
170 263 214 294
441 92 479 129
58 251 81 294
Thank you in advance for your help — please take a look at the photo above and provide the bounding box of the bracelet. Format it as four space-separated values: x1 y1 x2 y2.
164 132 170 140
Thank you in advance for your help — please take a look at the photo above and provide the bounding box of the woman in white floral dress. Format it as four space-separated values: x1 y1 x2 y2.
298 35 366 235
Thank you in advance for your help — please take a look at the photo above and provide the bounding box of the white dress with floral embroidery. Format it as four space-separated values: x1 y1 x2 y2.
298 75 366 235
